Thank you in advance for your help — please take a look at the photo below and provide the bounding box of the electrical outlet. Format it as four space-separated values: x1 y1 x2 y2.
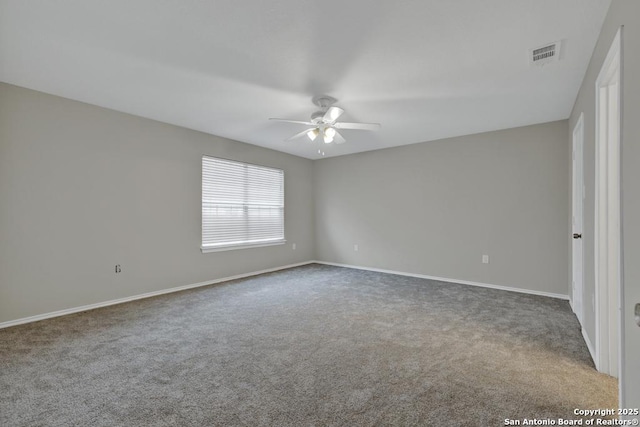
354 244 359 252
292 243 296 250
115 264 121 273
482 255 489 264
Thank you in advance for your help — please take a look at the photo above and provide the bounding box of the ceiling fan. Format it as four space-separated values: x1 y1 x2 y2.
269 96 380 145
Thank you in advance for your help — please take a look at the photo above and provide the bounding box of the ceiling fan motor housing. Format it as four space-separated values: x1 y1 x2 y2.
310 111 325 123
312 95 337 110
311 96 338 123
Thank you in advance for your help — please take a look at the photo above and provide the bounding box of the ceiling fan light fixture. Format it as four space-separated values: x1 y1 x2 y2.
323 127 336 143
307 128 319 141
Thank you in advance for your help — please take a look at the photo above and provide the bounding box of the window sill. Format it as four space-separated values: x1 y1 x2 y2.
201 240 286 253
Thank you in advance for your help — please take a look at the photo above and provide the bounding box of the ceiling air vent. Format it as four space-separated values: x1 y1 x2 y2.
529 41 562 66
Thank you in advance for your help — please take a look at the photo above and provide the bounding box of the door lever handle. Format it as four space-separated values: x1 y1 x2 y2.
573 233 582 239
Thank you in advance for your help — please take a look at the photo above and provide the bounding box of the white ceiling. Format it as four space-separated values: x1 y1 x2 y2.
0 0 611 159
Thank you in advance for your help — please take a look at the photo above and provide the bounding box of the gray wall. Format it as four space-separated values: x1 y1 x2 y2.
0 83 314 324
569 0 640 407
314 121 569 296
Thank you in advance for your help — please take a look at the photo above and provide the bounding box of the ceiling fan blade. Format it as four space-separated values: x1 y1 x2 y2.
269 118 315 125
323 106 344 124
334 122 381 131
285 128 313 142
333 130 346 144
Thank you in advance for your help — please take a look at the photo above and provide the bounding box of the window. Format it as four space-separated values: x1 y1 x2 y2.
202 156 284 252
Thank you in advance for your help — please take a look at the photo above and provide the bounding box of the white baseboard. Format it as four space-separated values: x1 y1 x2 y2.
582 327 596 365
313 260 570 300
0 261 315 330
0 260 571 329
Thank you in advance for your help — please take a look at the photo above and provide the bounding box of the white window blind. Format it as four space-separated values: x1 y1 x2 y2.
202 156 284 252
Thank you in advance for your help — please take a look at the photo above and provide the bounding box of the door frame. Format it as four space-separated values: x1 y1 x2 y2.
594 26 623 387
571 113 585 324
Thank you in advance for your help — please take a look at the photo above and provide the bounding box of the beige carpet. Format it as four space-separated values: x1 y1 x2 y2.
0 264 617 426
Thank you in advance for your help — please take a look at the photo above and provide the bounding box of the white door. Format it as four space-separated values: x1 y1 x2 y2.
595 28 621 380
572 114 584 324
